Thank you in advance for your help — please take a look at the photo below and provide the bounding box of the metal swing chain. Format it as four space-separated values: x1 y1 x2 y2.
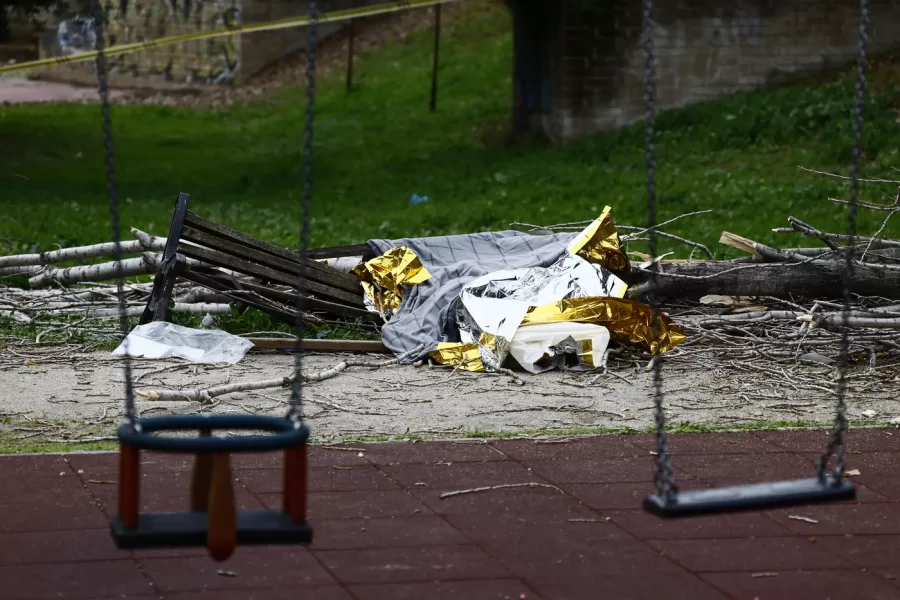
91 0 137 424
817 0 869 481
287 0 319 423
642 0 678 500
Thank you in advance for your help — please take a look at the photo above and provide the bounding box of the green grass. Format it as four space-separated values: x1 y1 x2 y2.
2 417 894 455
3 6 900 263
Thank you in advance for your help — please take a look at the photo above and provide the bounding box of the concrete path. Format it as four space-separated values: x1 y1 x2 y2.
0 77 128 104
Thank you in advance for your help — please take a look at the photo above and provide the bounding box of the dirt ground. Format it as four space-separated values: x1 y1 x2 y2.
2 347 898 444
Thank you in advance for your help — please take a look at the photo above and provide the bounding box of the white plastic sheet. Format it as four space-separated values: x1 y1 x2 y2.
508 322 611 374
112 322 254 365
456 254 626 370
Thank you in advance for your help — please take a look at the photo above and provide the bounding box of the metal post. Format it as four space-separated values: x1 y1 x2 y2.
346 18 355 92
430 3 441 112
284 447 307 523
118 444 140 529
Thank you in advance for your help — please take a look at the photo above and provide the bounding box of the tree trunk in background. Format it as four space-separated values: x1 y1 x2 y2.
503 0 560 143
0 11 10 43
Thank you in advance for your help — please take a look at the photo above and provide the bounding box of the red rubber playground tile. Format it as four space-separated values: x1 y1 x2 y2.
411 481 597 519
0 528 121 566
0 429 898 599
313 544 511 585
492 434 645 460
815 534 900 568
360 440 506 464
529 571 731 600
348 579 542 600
701 569 900 600
310 515 469 550
630 431 788 455
163 587 355 600
0 560 153 599
236 464 399 494
140 549 335 593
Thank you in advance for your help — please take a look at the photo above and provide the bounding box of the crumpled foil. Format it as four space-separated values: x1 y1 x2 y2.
567 206 631 272
475 331 510 372
352 246 432 316
428 341 485 372
454 253 628 371
520 296 686 355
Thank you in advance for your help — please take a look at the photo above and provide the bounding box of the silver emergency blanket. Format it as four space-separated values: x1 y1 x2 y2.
367 231 582 361
455 254 627 370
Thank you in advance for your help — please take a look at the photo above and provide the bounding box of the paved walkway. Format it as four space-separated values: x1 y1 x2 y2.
0 78 128 104
1 430 899 599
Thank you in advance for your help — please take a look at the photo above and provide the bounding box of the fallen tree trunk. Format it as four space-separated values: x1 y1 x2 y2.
0 234 166 269
28 256 159 288
624 258 900 299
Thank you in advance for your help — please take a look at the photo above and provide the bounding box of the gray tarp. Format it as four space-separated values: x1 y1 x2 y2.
368 231 580 360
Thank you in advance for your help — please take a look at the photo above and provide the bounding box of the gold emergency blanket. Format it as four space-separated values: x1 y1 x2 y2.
429 341 484 372
567 206 630 272
521 296 685 355
352 246 432 313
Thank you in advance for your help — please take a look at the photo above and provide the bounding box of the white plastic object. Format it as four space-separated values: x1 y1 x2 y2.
112 321 254 365
509 322 610 374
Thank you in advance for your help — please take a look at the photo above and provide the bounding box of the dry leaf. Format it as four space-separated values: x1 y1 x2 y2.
331 466 352 471
844 469 862 477
217 569 238 577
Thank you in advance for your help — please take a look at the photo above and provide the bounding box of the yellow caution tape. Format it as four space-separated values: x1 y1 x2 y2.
0 0 463 76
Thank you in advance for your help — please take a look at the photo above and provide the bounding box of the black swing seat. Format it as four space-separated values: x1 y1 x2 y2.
643 475 856 518
116 414 309 454
111 512 312 549
111 414 312 550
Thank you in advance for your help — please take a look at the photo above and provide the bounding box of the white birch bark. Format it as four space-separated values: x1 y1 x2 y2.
0 234 166 268
28 256 158 288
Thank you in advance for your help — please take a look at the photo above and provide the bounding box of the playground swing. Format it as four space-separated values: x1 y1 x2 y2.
92 0 324 560
639 0 868 517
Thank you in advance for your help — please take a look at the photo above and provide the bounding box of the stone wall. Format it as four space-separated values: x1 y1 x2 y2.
34 0 381 88
509 0 900 144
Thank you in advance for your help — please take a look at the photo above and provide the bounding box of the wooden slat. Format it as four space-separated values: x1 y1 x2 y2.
228 280 373 320
307 243 375 260
185 211 298 261
248 338 388 352
184 211 357 289
182 226 361 294
187 265 372 320
180 270 298 325
178 244 365 308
